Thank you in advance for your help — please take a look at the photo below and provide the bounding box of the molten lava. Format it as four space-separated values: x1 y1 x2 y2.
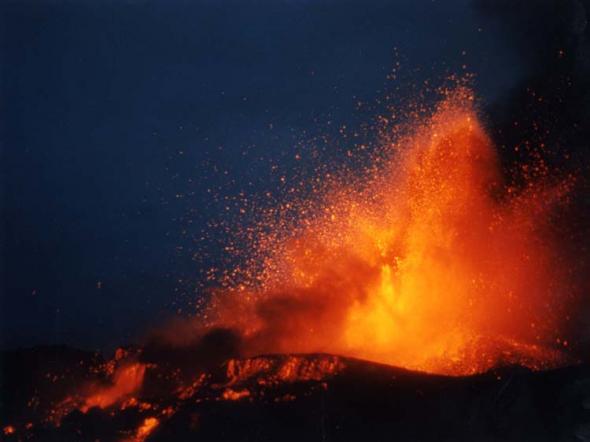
206 88 573 375
225 354 345 385
0 88 581 442
81 362 146 412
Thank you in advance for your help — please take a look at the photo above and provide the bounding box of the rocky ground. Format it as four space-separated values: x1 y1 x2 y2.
1 346 589 441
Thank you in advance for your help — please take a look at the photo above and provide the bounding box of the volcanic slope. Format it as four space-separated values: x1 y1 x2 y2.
1 346 590 441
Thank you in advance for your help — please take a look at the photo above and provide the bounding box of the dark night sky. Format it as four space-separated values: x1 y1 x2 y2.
0 0 536 350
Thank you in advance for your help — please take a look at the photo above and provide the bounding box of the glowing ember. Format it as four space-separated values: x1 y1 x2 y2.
206 87 574 375
134 417 159 441
3 425 16 435
225 355 345 385
222 388 251 401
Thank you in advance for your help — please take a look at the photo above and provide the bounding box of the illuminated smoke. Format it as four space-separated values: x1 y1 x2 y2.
203 87 574 375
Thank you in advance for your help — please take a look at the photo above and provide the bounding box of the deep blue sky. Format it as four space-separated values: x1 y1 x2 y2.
1 0 525 350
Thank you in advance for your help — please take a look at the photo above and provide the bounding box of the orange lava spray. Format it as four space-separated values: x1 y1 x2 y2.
204 87 574 375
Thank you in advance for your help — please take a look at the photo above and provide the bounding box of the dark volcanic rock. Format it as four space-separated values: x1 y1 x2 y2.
0 346 105 426
1 347 589 441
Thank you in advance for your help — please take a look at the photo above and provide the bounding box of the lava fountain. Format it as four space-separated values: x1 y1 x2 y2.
202 87 574 376
0 88 583 441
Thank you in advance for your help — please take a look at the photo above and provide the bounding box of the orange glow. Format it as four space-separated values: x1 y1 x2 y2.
3 425 16 435
134 417 159 441
225 355 344 385
207 88 573 375
222 388 251 401
81 363 146 412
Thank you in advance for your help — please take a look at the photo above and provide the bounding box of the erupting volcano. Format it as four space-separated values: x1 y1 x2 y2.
2 87 586 441
204 87 574 375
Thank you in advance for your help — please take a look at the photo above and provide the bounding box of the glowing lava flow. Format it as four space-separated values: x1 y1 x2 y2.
81 363 146 412
206 88 573 375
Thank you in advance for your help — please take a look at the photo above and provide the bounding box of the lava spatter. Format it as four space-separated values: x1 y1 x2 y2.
206 87 574 375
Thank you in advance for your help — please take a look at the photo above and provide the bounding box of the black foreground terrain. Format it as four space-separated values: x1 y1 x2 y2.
1 346 589 441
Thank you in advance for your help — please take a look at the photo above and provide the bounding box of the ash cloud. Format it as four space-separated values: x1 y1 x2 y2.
140 325 243 380
475 0 590 171
475 0 590 350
